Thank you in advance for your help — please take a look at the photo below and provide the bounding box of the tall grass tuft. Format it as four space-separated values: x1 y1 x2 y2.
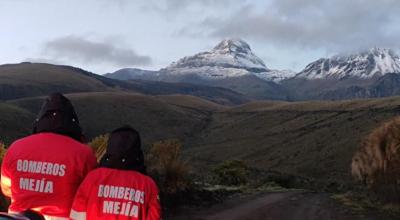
88 134 109 162
351 117 400 203
146 139 190 194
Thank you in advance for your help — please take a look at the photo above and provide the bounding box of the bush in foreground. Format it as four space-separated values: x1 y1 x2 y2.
88 134 109 161
212 159 248 186
89 135 191 196
351 117 400 203
146 139 190 195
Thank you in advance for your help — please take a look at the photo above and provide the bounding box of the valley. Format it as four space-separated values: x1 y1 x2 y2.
3 90 400 186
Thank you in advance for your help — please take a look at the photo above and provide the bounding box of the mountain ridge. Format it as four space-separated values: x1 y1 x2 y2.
0 62 249 105
295 48 400 79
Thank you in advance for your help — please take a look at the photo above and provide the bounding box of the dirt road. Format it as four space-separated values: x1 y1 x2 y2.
173 192 396 220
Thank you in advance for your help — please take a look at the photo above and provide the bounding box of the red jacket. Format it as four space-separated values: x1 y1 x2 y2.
1 133 97 219
70 167 161 220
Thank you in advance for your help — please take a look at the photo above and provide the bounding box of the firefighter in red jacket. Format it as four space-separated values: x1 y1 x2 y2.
70 126 161 220
1 93 97 220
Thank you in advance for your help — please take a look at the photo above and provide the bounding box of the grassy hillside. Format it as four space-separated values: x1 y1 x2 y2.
182 97 400 184
9 92 216 143
0 63 112 100
0 103 34 144
6 92 400 185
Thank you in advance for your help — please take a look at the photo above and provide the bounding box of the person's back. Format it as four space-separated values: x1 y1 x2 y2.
71 168 160 220
2 133 96 218
1 93 97 219
70 126 161 220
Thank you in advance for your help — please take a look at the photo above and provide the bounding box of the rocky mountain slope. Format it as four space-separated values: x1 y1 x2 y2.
295 48 400 79
283 48 400 100
105 41 400 101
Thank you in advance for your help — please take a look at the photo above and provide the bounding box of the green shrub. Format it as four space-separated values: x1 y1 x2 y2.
212 160 248 186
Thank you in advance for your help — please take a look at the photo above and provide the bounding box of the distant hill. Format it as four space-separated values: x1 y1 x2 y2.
0 62 111 100
0 62 249 105
120 79 250 105
0 103 34 143
104 68 158 80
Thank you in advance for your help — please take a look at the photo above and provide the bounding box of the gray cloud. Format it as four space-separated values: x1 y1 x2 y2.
43 36 152 66
163 0 236 10
140 0 241 17
188 0 400 52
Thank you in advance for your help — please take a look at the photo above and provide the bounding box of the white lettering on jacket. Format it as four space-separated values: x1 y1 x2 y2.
103 201 139 217
97 185 145 204
98 185 144 217
19 177 53 193
16 160 66 177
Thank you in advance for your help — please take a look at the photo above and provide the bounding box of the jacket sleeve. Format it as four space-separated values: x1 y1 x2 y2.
146 180 162 220
70 172 94 220
1 150 12 198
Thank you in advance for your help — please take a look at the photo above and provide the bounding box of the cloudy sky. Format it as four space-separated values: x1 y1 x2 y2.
1 0 400 74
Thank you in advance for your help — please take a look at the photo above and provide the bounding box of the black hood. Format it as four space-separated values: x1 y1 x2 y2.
32 93 83 142
100 126 146 174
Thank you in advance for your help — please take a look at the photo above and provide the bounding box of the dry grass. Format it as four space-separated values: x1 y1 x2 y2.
146 139 190 194
351 117 400 202
332 192 400 217
88 134 109 162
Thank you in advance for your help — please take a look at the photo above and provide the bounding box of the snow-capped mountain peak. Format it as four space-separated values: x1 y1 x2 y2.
162 38 294 81
166 38 268 75
213 38 252 54
296 47 400 79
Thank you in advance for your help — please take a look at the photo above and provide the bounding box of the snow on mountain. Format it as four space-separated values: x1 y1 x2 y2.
167 39 267 71
296 48 400 79
104 68 158 80
162 38 293 82
255 69 296 82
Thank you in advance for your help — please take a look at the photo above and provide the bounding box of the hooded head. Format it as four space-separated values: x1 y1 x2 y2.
32 93 83 142
100 126 146 174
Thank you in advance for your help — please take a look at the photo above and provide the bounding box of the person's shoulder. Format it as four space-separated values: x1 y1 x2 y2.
85 167 103 178
62 137 95 156
76 142 95 155
138 173 158 189
10 133 39 145
7 134 41 151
